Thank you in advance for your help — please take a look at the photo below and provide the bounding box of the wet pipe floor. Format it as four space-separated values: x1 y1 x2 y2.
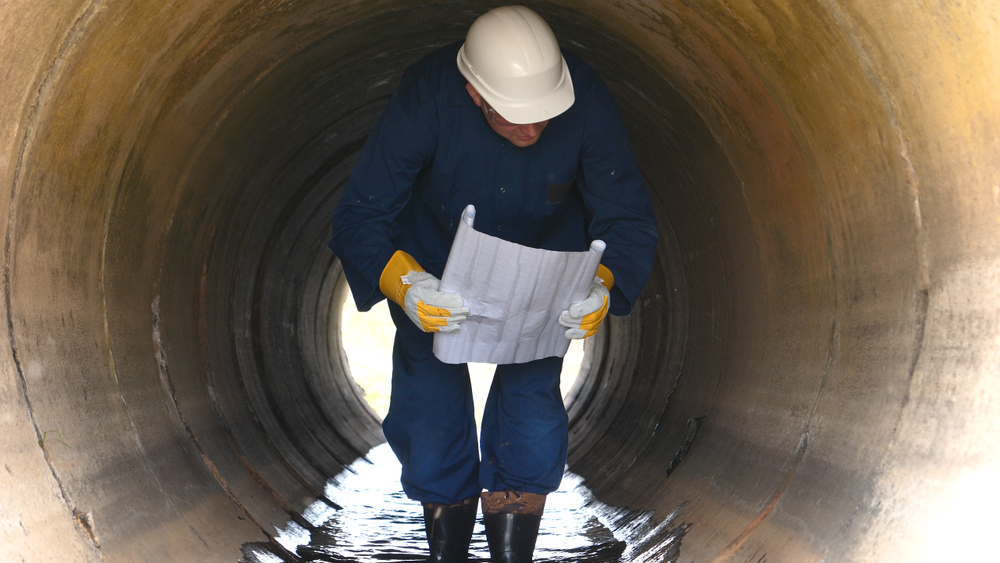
243 443 682 563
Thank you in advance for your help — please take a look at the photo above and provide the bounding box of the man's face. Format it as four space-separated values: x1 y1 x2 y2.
466 84 549 148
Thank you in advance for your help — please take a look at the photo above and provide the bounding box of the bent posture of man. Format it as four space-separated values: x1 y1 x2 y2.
329 5 658 561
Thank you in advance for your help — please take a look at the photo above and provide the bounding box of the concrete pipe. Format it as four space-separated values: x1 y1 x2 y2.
1 1 998 561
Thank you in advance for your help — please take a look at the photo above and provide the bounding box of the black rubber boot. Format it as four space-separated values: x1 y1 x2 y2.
423 498 478 563
483 512 542 563
481 491 545 563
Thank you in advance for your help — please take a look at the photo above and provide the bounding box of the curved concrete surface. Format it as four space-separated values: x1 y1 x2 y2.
2 1 998 561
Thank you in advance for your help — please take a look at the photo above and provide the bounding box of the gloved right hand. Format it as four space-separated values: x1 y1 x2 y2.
380 250 469 333
558 263 615 339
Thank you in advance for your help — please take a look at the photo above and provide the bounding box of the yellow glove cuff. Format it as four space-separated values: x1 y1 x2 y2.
379 250 424 307
596 263 615 290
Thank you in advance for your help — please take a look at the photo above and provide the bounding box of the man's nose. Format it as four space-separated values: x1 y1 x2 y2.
520 122 540 137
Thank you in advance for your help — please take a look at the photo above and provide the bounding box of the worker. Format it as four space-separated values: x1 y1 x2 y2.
328 5 658 562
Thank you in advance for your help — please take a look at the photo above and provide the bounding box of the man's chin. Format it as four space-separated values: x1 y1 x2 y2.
511 136 539 147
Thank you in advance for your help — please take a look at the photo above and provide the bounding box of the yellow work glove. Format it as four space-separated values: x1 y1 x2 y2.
559 264 614 339
379 250 469 333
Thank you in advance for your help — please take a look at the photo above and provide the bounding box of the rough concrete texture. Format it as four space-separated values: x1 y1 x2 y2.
1 1 998 562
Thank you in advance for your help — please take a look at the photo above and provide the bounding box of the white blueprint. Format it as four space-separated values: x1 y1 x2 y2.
433 205 604 365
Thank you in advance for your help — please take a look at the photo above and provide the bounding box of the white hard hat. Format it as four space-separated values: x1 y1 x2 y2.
457 5 575 124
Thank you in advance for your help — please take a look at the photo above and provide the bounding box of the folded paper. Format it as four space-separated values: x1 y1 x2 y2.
433 205 604 364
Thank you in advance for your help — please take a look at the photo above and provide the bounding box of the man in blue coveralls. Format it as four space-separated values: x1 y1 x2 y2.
328 5 658 562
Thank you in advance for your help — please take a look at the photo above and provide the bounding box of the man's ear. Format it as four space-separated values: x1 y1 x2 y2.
465 83 483 107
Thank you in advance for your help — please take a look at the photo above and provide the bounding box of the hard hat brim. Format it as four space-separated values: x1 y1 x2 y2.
458 45 575 125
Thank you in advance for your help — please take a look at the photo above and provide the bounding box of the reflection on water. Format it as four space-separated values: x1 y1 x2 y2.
244 443 682 562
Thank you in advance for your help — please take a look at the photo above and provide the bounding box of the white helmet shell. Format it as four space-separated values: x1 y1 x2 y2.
457 5 575 124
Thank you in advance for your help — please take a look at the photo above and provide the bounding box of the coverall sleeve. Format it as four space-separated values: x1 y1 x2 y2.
577 78 659 316
328 74 439 311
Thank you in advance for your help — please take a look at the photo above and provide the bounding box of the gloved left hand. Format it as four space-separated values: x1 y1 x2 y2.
559 276 611 339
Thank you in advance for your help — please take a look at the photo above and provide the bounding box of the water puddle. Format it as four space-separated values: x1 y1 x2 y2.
244 443 683 563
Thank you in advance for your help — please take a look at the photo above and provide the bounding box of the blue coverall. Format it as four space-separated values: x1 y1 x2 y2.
329 42 658 505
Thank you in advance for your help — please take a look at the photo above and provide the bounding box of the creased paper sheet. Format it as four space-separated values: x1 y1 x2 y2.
433 205 604 365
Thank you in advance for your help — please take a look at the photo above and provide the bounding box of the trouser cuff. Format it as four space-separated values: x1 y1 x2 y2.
480 490 546 516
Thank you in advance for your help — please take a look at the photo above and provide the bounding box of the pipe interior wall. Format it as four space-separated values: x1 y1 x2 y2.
1 1 998 562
